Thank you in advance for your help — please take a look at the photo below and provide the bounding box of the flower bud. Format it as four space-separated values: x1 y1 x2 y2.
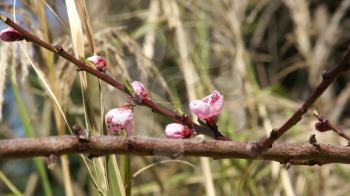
315 121 332 132
189 90 224 122
131 81 149 99
105 106 134 135
0 27 23 42
87 55 107 72
165 123 192 139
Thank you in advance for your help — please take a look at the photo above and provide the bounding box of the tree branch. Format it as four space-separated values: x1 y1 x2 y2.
255 47 350 152
0 16 228 140
1 135 350 165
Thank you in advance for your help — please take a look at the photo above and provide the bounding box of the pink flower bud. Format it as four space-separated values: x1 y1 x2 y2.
0 27 23 42
87 55 107 71
105 106 134 135
189 90 224 121
165 123 192 139
131 81 149 99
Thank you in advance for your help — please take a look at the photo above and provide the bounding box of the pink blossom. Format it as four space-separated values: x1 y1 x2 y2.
131 81 149 99
165 123 192 139
87 55 107 71
0 27 23 42
189 90 224 121
105 106 134 135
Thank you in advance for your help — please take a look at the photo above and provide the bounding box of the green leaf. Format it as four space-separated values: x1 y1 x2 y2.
123 78 134 95
107 155 126 196
120 155 131 196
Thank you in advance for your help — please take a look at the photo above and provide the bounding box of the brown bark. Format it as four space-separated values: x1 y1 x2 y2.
1 135 350 165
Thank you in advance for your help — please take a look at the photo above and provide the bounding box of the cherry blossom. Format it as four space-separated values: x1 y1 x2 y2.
189 91 224 122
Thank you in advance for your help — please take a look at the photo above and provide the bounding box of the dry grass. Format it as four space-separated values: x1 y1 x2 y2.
0 0 350 195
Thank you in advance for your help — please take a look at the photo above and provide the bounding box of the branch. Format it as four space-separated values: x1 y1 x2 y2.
255 47 350 152
1 136 350 165
0 16 228 140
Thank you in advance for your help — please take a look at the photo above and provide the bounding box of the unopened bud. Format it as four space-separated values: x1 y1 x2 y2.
131 81 149 99
0 27 23 42
87 55 107 72
315 120 332 132
165 123 192 139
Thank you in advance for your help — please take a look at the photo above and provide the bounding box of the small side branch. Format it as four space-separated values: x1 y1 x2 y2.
256 47 350 151
0 16 227 140
1 136 350 165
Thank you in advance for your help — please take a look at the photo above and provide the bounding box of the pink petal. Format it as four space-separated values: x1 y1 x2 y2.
87 55 107 70
189 100 212 120
209 91 224 117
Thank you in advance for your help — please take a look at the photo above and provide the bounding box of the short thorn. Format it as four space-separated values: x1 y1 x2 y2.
53 44 63 52
322 70 329 80
300 107 307 114
269 129 278 139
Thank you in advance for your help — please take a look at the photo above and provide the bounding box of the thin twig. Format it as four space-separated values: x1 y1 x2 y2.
314 114 350 141
0 16 228 140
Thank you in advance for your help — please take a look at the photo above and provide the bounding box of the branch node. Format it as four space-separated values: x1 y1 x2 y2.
300 107 307 114
129 95 143 105
72 124 90 143
309 134 320 148
296 116 302 123
53 44 63 53
175 114 189 123
247 141 262 156
322 70 330 80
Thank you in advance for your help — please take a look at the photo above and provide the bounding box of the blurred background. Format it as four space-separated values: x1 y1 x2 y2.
0 0 350 195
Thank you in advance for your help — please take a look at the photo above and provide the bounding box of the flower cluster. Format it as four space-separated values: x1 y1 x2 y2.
103 83 224 139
